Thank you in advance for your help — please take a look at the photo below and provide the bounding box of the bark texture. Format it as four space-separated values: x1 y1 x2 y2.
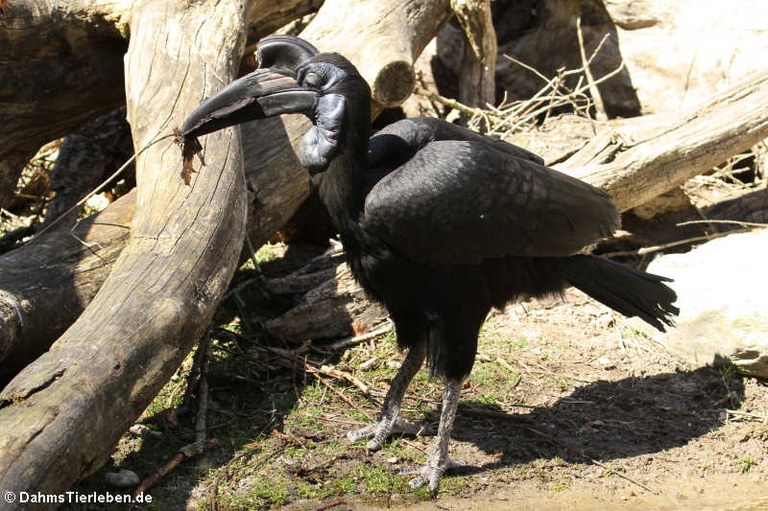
0 0 248 500
0 0 130 207
0 192 134 378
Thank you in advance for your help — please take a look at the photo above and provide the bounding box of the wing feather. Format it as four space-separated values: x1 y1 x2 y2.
363 139 619 268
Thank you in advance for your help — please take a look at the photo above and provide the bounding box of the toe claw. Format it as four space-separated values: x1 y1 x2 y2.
401 457 466 494
408 475 427 489
365 438 383 451
347 416 425 448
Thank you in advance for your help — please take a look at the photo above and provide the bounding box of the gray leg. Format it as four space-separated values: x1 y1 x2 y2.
346 342 426 450
402 377 466 495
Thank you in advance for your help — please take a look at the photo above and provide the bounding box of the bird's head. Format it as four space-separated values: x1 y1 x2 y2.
180 35 371 172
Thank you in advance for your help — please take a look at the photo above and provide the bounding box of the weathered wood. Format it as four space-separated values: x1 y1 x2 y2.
450 0 497 108
0 0 129 207
492 0 641 118
42 108 133 225
704 187 768 225
0 191 134 378
0 0 248 501
245 0 324 46
559 71 768 212
300 0 451 109
266 262 387 342
0 0 321 209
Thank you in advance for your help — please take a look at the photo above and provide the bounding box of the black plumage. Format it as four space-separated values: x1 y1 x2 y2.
180 35 678 494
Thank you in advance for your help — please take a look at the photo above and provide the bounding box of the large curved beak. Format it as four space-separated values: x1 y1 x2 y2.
180 68 317 139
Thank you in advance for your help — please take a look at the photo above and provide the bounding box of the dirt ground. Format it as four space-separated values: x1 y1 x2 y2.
69 256 768 511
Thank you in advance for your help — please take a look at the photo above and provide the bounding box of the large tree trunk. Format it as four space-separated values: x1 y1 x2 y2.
0 0 249 500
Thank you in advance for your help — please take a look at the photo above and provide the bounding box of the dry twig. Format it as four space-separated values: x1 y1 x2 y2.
131 337 215 506
418 33 621 138
576 16 608 121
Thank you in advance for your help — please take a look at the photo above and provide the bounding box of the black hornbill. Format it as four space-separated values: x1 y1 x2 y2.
180 35 678 494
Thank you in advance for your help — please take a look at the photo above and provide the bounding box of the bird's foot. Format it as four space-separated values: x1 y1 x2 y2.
400 456 467 495
346 416 426 451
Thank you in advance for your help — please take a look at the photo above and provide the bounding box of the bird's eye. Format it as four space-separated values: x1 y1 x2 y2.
303 71 322 88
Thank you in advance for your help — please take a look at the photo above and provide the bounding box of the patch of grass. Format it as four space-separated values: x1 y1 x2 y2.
333 473 359 495
288 407 327 433
219 320 243 335
299 380 329 406
251 243 284 266
321 441 347 456
441 473 469 494
478 391 501 406
355 465 398 496
344 408 373 424
220 474 292 509
382 438 421 463
737 456 757 474
550 477 572 493
143 374 186 418
514 336 530 350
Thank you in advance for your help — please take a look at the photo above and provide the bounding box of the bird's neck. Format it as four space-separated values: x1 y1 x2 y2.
315 124 370 242
318 136 368 232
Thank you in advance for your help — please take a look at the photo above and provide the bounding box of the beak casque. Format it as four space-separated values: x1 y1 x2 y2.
180 35 321 140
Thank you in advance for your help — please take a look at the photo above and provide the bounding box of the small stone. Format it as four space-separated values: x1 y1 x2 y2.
597 356 615 369
104 469 140 488
387 456 399 464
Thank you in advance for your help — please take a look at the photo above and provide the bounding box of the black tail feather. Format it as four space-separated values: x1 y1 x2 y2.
560 255 679 331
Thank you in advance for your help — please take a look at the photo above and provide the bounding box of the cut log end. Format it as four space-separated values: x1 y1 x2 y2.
371 60 416 108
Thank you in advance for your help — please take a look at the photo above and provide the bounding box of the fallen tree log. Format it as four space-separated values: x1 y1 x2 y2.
300 0 450 110
0 191 134 379
559 71 768 211
0 0 249 500
0 0 128 207
265 252 388 341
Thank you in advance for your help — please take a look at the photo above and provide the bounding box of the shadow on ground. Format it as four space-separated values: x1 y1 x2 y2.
449 365 744 475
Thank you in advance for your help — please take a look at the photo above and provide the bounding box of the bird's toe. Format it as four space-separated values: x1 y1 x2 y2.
401 457 466 495
347 416 425 449
346 423 378 443
405 465 443 495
